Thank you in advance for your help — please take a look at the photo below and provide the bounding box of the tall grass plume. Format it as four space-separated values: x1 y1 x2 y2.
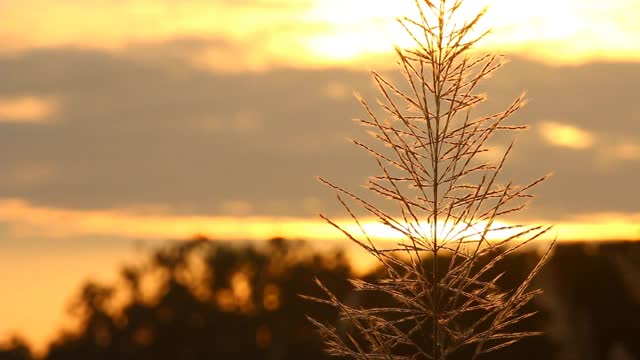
304 0 555 359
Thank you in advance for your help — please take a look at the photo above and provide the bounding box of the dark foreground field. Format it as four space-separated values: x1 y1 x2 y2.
1 238 638 360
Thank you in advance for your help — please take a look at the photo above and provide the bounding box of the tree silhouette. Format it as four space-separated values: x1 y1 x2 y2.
0 338 32 360
1 238 639 359
43 238 354 360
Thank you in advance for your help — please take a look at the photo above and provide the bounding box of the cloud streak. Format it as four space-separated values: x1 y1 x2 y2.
0 198 637 242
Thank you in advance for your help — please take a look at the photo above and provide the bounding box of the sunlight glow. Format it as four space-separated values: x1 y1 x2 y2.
356 219 526 244
0 198 637 243
539 121 594 150
301 0 640 66
0 0 638 70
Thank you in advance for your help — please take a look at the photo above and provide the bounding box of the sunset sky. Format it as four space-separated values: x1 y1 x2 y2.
0 0 639 351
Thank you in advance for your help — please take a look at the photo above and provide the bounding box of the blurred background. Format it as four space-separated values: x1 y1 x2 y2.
0 0 638 358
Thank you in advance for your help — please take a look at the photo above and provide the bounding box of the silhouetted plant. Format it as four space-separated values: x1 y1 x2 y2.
306 1 554 359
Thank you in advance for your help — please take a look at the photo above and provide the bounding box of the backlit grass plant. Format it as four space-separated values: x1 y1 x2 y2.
305 0 555 359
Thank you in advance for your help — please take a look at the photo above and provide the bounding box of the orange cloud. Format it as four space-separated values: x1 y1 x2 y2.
0 96 58 123
0 198 637 242
539 121 594 150
547 213 640 242
1 0 639 71
0 198 343 241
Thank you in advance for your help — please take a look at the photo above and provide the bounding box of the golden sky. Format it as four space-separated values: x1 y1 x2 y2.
0 0 639 350
1 0 639 70
1 0 636 238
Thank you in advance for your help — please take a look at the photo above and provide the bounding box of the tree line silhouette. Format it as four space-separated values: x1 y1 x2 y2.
1 237 638 360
